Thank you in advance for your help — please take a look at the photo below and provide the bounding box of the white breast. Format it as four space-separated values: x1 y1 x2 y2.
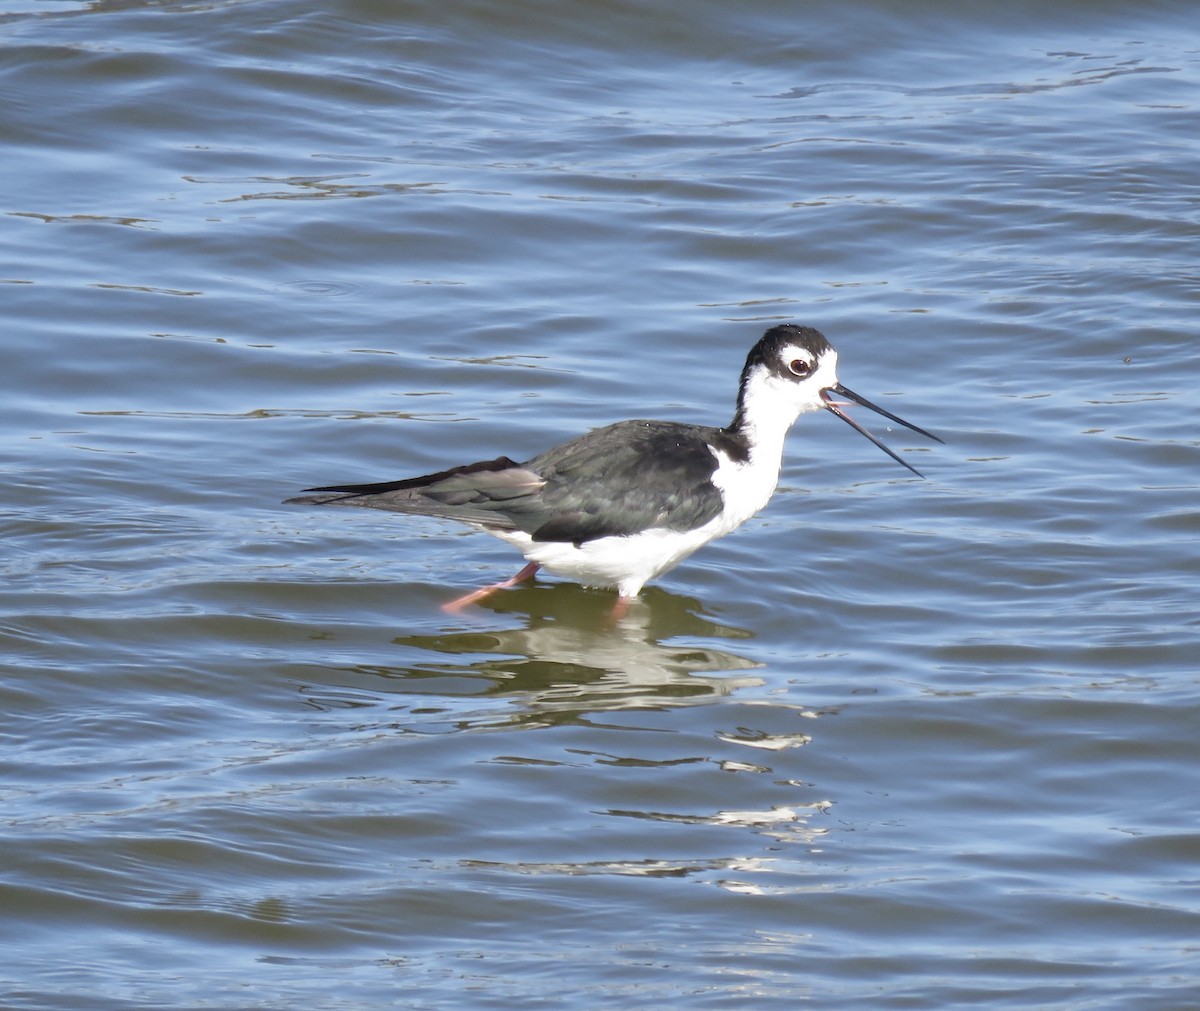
707 443 783 535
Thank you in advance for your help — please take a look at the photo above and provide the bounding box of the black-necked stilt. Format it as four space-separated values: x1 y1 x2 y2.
287 324 941 612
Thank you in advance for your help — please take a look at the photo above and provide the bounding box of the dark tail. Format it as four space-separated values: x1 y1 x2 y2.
283 455 525 509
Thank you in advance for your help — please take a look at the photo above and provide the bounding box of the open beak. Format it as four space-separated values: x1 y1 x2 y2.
820 383 943 478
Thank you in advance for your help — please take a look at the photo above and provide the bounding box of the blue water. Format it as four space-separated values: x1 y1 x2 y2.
2 0 1198 1007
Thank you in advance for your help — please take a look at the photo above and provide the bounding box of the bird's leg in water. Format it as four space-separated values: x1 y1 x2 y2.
609 594 634 621
441 561 541 613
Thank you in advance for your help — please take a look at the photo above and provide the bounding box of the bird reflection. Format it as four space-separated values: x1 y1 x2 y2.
309 578 768 720
384 584 765 722
295 583 835 854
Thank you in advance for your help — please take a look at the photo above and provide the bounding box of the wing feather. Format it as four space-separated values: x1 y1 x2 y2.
284 456 545 530
524 420 725 544
286 421 730 545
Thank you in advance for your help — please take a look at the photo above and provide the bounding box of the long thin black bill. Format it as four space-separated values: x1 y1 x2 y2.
821 383 943 478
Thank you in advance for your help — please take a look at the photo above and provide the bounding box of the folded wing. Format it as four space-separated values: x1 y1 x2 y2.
286 420 728 546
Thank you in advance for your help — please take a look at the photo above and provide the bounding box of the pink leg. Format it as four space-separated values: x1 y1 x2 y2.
609 594 634 621
441 561 541 613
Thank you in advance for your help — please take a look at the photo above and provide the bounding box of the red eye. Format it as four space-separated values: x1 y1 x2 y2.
789 358 813 377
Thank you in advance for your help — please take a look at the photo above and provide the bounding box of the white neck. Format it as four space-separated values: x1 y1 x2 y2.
733 360 832 466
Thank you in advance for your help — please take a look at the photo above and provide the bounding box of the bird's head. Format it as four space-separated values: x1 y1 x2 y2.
735 324 942 476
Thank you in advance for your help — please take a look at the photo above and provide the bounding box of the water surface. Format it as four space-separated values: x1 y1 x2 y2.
2 0 1198 1007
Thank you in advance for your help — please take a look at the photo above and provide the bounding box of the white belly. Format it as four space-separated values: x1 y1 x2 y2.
492 521 726 597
